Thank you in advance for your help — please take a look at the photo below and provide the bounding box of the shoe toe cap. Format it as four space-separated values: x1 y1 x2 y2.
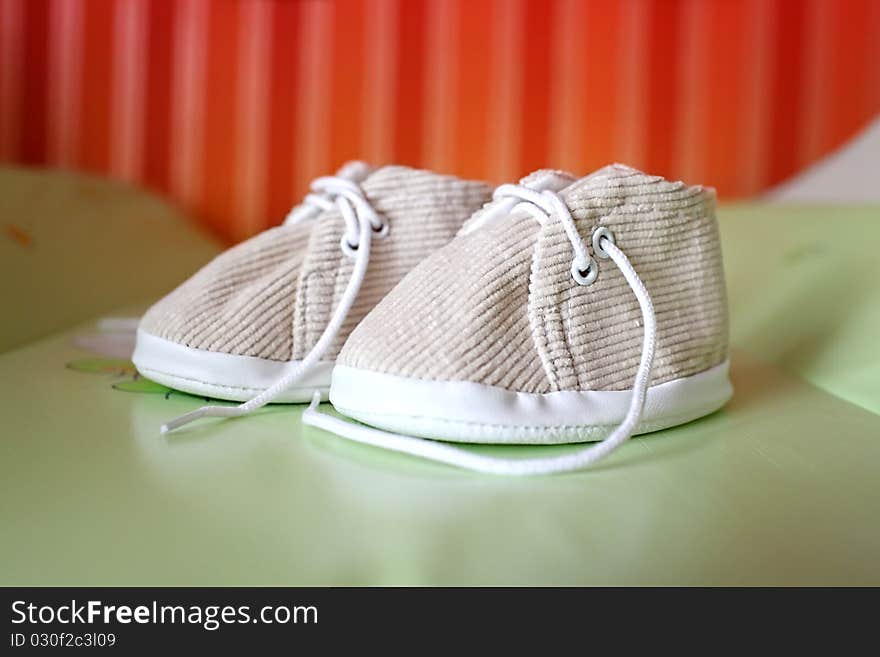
140 223 311 361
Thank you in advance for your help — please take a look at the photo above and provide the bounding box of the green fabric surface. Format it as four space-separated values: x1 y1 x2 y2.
723 203 880 416
0 201 878 585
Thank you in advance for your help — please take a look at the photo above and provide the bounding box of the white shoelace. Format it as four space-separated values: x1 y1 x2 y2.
302 185 656 475
161 176 384 434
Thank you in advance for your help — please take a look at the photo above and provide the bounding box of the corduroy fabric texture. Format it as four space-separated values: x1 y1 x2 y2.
338 164 729 393
140 166 492 362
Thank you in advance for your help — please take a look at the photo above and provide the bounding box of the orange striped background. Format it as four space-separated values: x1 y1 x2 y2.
1 0 879 243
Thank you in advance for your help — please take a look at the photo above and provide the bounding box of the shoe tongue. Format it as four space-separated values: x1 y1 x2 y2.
359 164 490 198
457 169 577 235
556 163 708 220
283 162 374 224
559 163 667 203
335 160 374 183
354 165 492 229
517 168 577 192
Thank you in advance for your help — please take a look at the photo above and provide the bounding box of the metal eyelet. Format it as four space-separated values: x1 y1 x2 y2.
570 256 598 286
340 235 359 258
592 226 615 259
371 220 390 239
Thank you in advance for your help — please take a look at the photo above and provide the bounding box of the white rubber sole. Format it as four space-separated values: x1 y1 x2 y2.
329 360 733 445
132 329 332 402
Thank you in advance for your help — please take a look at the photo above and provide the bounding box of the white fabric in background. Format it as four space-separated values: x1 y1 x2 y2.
768 115 880 204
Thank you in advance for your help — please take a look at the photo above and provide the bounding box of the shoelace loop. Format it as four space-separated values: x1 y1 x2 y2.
492 184 597 286
289 176 388 257
161 175 383 434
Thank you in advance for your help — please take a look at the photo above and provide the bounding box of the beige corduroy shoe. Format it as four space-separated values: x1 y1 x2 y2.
133 163 574 433
304 164 733 475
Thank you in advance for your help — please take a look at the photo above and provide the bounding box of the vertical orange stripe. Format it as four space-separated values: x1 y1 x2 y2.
47 0 83 167
870 0 880 111
234 0 272 240
294 0 334 199
423 0 459 173
580 0 622 173
643 0 682 179
329 0 365 169
548 0 588 174
393 0 426 166
767 0 808 187
825 0 876 152
518 0 554 175
797 0 831 168
78 0 115 172
200 0 240 237
265 0 303 228
738 0 774 195
143 0 175 194
703 1 749 195
452 0 491 180
673 0 710 183
362 0 398 164
170 0 208 212
486 0 524 182
110 0 148 182
614 0 650 167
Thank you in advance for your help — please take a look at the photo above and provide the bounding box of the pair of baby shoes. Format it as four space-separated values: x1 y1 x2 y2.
133 162 731 475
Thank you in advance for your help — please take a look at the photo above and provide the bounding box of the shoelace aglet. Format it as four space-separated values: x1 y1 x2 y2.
160 406 221 435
